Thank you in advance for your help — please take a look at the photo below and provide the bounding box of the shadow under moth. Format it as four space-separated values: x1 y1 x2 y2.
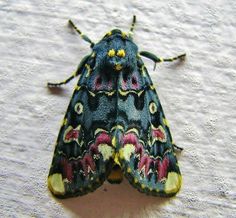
47 16 185 198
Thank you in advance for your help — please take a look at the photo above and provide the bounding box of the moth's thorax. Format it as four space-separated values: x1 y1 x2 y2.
93 29 138 74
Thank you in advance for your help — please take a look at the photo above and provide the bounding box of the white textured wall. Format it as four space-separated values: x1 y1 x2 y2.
0 0 236 217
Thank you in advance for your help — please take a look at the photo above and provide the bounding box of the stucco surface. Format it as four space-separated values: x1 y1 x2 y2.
0 0 236 217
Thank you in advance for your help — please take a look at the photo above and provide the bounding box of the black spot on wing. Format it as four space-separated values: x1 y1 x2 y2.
88 94 99 111
134 91 145 110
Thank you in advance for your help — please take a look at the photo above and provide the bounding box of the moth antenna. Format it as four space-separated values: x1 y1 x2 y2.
69 20 95 48
129 15 136 37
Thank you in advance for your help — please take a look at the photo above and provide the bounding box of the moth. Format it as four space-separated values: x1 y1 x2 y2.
47 16 185 198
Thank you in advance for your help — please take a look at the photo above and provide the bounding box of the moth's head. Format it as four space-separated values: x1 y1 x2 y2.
93 29 138 73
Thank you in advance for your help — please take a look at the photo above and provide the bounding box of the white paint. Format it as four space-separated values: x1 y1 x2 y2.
121 144 136 161
98 144 114 161
0 0 235 217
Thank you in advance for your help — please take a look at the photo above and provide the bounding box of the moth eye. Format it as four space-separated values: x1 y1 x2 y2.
74 102 83 115
149 102 157 114
117 49 126 58
107 49 115 57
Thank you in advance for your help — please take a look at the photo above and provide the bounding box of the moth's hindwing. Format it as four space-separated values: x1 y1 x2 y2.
116 57 182 197
48 56 118 198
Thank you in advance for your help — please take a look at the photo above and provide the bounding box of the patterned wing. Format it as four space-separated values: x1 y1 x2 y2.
48 56 118 198
116 58 182 196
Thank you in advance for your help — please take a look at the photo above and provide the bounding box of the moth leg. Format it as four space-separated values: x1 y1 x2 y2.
173 143 184 151
161 54 186 62
139 51 186 70
47 54 91 87
68 20 94 47
47 72 76 87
